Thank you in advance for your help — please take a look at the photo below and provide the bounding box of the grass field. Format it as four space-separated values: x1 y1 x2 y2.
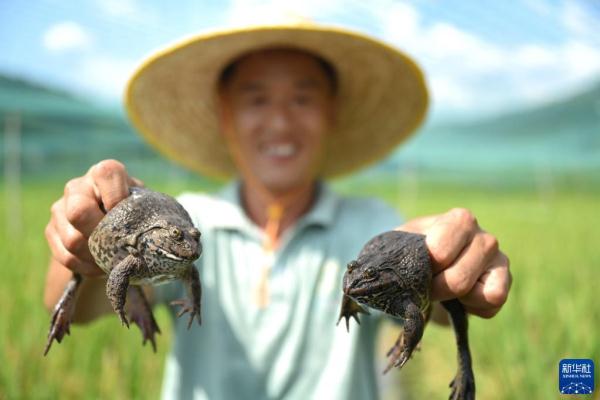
0 178 598 399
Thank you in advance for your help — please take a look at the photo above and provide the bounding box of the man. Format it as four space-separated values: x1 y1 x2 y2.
44 22 511 399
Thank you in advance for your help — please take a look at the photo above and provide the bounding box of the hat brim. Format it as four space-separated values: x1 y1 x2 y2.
125 23 429 180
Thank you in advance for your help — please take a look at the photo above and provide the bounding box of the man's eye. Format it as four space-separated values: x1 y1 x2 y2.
294 96 312 106
249 96 267 106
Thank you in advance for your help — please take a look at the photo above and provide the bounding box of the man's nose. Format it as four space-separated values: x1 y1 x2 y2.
266 104 293 133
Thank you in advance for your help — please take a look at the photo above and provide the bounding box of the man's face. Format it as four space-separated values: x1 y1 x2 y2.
219 49 336 195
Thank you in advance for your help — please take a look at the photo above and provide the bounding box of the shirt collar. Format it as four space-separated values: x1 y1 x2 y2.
214 180 339 232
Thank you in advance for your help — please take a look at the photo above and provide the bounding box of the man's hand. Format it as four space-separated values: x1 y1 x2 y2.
400 208 511 318
44 160 144 320
45 159 142 278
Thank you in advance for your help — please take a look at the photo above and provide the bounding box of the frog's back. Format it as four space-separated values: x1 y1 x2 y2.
357 230 432 296
113 186 189 224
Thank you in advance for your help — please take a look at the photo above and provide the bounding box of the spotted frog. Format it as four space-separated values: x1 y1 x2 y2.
44 187 202 355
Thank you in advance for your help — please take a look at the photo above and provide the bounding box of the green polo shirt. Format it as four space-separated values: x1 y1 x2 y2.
155 182 402 400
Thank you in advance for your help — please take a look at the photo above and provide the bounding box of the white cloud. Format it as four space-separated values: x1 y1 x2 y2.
219 0 600 116
561 2 598 38
96 0 138 17
41 18 138 99
523 0 555 17
424 22 505 72
39 0 600 110
386 2 420 39
223 0 342 26
427 76 474 109
95 0 158 24
43 22 92 52
371 0 600 116
377 4 507 112
562 40 600 81
78 55 138 99
513 45 556 69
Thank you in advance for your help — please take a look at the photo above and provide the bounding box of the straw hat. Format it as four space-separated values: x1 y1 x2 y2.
125 21 428 180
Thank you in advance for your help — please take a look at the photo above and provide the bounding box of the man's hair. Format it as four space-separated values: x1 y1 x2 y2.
218 47 338 94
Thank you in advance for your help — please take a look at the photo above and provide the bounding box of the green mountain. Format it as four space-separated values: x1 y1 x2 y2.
392 81 600 180
1 73 598 185
0 74 192 180
437 82 600 138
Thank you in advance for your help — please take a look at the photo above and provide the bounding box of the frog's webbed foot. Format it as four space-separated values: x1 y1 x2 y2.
448 372 475 400
442 299 475 400
337 295 370 332
383 330 405 373
170 299 201 329
383 300 424 374
127 286 161 352
171 266 202 329
107 254 144 328
44 273 82 356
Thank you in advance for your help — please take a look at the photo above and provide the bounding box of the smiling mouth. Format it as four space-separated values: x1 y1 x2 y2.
156 247 184 261
261 142 298 158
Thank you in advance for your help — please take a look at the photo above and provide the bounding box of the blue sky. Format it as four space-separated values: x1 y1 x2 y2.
1 0 599 120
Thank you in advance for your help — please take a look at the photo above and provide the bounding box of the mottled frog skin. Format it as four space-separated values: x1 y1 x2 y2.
44 187 202 355
338 230 475 400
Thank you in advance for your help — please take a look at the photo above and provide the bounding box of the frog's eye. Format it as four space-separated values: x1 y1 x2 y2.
364 267 377 279
347 260 358 272
170 227 183 240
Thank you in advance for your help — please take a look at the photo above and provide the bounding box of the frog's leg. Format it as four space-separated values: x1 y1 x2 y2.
106 254 145 328
441 299 475 400
387 301 431 361
170 266 202 329
43 273 82 356
414 302 432 352
383 298 424 373
127 286 161 352
337 294 370 332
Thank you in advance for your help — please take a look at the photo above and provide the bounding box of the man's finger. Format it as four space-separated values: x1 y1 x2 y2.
63 178 106 236
90 159 130 211
45 222 104 276
459 252 511 310
51 203 97 263
425 208 479 273
430 232 498 301
464 304 501 319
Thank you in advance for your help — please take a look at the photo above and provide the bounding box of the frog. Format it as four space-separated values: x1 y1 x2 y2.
338 230 475 400
44 187 202 356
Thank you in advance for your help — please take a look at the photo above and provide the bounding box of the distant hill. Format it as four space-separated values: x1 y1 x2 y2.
1 72 598 185
390 80 600 182
0 75 108 115
436 82 600 138
0 74 198 181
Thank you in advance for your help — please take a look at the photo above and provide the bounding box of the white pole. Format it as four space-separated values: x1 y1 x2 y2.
4 113 22 236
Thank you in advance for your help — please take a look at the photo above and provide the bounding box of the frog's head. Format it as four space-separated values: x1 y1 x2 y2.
342 258 404 309
140 222 202 264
